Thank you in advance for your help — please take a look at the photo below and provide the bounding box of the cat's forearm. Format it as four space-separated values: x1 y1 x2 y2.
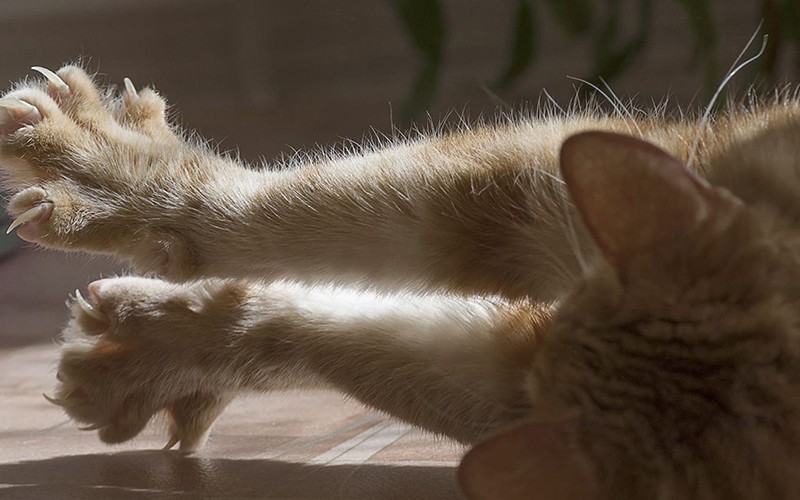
190 143 585 300
224 281 549 443
57 275 548 449
0 65 587 300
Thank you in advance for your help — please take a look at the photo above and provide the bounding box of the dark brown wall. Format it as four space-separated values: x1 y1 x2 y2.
0 0 789 256
0 1 779 159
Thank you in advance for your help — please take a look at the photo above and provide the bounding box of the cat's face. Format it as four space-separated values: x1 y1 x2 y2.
461 129 800 499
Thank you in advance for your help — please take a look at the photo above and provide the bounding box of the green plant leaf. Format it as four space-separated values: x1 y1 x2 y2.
783 0 800 40
400 62 439 123
545 0 593 36
390 0 446 123
760 0 782 78
584 0 652 88
391 0 446 63
674 0 719 96
496 0 537 89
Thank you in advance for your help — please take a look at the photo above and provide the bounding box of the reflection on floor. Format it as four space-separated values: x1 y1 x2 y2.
0 249 463 499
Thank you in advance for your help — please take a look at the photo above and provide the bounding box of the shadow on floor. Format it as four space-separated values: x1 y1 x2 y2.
0 451 460 499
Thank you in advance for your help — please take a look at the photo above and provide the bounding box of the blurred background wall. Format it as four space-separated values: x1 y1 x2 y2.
0 0 797 342
0 1 791 160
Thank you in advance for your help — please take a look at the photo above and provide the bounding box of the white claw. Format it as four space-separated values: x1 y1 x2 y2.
79 423 105 431
43 393 67 407
31 66 70 94
123 77 138 99
0 98 38 125
75 288 107 322
163 434 180 451
6 203 49 234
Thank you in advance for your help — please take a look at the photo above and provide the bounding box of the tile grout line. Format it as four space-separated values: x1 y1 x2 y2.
308 421 392 465
309 421 412 466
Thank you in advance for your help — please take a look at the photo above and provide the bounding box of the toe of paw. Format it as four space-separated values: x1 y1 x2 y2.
72 287 111 333
166 392 233 453
126 88 166 119
8 203 54 243
0 96 43 135
6 186 52 236
7 186 49 214
6 187 70 245
54 66 102 103
45 382 102 424
98 410 152 444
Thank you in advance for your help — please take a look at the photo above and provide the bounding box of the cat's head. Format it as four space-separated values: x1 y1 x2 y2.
460 125 800 499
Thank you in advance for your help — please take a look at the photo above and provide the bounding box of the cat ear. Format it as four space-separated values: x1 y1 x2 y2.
560 131 714 268
458 419 598 500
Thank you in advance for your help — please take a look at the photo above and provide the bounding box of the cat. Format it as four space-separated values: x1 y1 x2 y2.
2 64 800 499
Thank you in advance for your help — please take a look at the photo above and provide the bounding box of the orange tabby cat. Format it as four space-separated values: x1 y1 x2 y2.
2 65 800 499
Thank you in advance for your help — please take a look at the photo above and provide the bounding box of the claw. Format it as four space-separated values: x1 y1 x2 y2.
6 203 50 234
75 289 107 322
163 434 180 451
78 423 105 431
123 77 138 99
31 66 70 94
0 98 40 125
43 393 67 407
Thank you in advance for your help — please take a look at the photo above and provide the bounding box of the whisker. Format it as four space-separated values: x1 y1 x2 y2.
687 24 768 169
599 77 644 138
566 76 639 137
541 88 566 117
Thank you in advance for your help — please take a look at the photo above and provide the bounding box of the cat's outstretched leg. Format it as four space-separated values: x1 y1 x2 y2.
1 65 584 297
53 277 549 448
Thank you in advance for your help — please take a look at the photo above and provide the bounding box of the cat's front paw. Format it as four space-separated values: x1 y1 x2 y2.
52 277 237 453
0 65 207 279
